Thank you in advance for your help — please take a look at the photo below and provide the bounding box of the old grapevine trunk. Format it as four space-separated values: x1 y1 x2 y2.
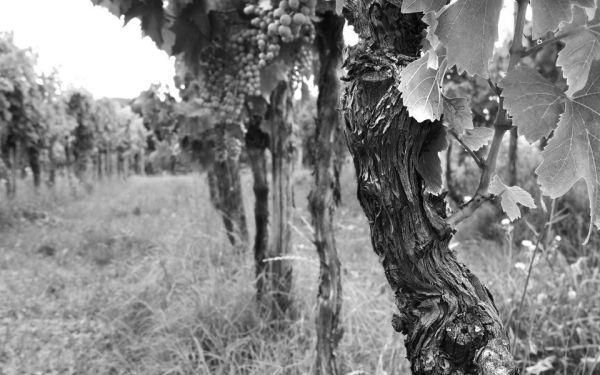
341 1 515 374
310 10 345 375
245 117 270 300
263 81 294 318
209 156 249 248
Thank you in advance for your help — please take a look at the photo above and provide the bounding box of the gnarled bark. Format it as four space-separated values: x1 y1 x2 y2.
262 81 295 318
311 10 345 375
246 117 270 301
341 1 516 374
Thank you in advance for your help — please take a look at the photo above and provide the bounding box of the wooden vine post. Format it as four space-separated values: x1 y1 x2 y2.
310 4 345 374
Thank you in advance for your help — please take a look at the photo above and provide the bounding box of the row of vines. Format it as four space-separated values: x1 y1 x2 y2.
0 33 185 196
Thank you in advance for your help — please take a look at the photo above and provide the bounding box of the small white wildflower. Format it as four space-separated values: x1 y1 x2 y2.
536 293 548 304
567 289 577 301
514 262 527 271
521 239 533 248
501 218 511 226
463 195 472 203
554 235 562 242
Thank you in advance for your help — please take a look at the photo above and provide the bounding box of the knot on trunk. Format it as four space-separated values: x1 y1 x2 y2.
442 317 486 364
391 313 404 333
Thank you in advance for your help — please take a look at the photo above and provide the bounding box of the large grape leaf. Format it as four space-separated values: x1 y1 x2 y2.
557 6 600 95
401 0 446 14
398 51 443 122
536 60 600 233
489 175 536 221
531 0 572 39
435 0 503 78
502 66 566 143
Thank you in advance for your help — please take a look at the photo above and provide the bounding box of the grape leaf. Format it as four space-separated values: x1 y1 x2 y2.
536 60 600 234
531 0 597 39
260 60 289 100
557 6 600 95
531 0 573 39
501 66 565 143
443 95 473 133
461 127 494 150
399 51 445 122
401 0 446 14
417 126 448 193
489 175 536 221
435 0 503 78
123 0 165 46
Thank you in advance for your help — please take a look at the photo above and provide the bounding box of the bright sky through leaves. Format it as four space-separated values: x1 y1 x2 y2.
0 0 176 99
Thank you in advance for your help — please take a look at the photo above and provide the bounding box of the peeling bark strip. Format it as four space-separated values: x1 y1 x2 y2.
341 1 516 374
311 10 345 375
245 117 270 301
263 81 295 318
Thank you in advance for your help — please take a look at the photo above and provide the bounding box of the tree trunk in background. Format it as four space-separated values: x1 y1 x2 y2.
97 151 103 181
48 143 56 187
263 81 295 319
341 1 515 373
106 150 112 178
210 156 249 248
246 117 270 301
123 153 129 179
117 151 123 178
311 10 344 375
8 144 17 198
27 146 41 190
140 151 146 176
508 128 518 186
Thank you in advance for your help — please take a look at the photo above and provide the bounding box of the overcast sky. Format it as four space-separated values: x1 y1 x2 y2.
0 0 176 99
0 1 515 100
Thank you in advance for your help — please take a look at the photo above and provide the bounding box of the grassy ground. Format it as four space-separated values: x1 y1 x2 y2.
0 166 598 374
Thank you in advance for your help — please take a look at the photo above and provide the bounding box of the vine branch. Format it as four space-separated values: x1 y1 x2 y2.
447 0 527 228
449 129 485 169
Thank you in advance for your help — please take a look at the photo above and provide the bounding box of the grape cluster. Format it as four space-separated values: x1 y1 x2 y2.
188 0 317 144
245 0 316 44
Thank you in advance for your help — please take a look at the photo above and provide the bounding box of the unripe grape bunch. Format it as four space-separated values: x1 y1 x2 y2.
191 0 316 125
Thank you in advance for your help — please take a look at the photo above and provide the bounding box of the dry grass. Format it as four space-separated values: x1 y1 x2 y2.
0 166 598 374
